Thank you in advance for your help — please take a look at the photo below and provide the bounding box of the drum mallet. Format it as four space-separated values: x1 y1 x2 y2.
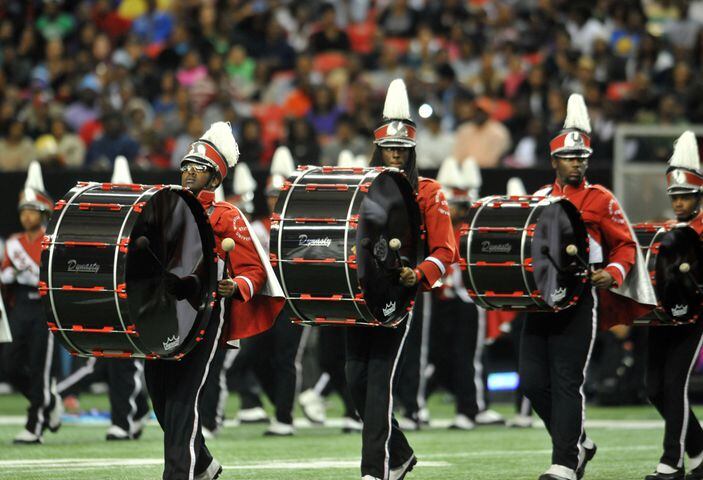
221 238 235 277
135 236 166 272
389 238 403 268
565 244 591 272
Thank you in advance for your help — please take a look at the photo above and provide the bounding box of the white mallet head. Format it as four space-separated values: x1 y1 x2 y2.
566 244 578 256
680 262 691 273
389 238 402 251
222 238 235 252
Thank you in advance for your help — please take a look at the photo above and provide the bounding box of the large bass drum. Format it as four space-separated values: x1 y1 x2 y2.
40 182 217 360
270 166 422 327
460 195 588 311
633 223 703 325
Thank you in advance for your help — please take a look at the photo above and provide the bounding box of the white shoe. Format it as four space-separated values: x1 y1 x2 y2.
195 458 222 480
362 476 381 480
397 416 420 431
13 429 42 444
237 407 268 423
449 414 475 431
264 420 294 436
201 427 215 440
507 414 533 428
390 454 417 480
475 409 505 425
299 389 326 424
106 425 131 441
342 416 363 433
418 407 430 425
543 464 577 480
48 394 63 433
131 412 149 439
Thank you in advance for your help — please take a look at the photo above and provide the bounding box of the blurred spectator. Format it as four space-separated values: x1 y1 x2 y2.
415 114 454 169
378 0 419 38
131 0 174 45
64 74 101 132
36 0 76 41
566 6 607 56
51 118 85 168
171 116 204 168
85 111 139 169
306 85 344 137
176 50 207 88
238 118 265 167
0 120 36 171
309 3 350 53
286 118 321 165
321 114 367 165
453 98 511 168
35 134 62 167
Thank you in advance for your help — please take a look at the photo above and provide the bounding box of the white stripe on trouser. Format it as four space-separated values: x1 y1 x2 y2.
474 308 487 412
57 357 97 394
383 314 413 480
313 372 331 396
215 349 239 429
520 396 532 417
187 297 226 480
417 291 432 410
126 361 144 435
677 330 703 467
35 332 55 436
295 327 312 397
577 287 598 469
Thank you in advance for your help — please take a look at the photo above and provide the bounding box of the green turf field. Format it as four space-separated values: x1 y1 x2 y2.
0 393 694 480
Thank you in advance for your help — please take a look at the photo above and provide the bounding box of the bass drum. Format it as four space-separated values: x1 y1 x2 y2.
461 195 589 311
270 166 422 327
643 224 703 324
40 182 217 360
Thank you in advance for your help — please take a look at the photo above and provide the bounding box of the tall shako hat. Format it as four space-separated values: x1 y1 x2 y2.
506 177 527 196
111 155 132 184
373 78 416 148
667 130 703 195
232 162 257 213
462 157 482 202
182 121 240 179
437 156 470 204
18 161 53 212
267 145 296 197
549 93 593 159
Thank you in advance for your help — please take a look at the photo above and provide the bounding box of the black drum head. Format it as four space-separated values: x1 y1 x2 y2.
126 188 216 357
356 171 422 325
531 199 588 309
655 226 703 322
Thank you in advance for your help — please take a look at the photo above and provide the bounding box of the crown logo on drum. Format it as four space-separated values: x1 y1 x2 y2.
671 304 689 317
162 335 180 351
550 287 567 303
382 301 396 317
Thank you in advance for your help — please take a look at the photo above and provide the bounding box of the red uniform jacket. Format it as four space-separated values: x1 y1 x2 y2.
415 178 459 290
668 211 703 236
197 191 284 344
537 179 651 328
1 230 43 289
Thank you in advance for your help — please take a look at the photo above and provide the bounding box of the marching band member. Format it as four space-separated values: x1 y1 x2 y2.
644 131 703 480
345 78 457 480
523 94 655 480
1 161 62 444
144 122 284 480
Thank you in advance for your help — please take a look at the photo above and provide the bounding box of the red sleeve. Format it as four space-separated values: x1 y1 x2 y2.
597 194 636 287
219 208 267 302
415 180 458 289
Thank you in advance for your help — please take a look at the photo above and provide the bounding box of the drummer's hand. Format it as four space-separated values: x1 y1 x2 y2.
218 278 237 297
590 269 614 289
399 267 418 287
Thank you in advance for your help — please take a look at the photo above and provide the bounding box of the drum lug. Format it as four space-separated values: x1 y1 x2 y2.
54 200 67 211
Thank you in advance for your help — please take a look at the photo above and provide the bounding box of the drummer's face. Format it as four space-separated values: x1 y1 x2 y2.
552 155 588 186
670 193 700 221
381 147 410 170
181 163 218 193
19 208 43 231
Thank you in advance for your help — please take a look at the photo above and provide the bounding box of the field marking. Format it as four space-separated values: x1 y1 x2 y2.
0 415 671 430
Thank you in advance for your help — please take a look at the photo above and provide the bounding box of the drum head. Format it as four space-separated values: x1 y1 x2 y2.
125 188 216 357
655 226 703 322
356 171 422 325
531 199 588 309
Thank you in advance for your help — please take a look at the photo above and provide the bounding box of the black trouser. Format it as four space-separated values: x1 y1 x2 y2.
58 357 150 435
430 297 486 417
396 291 430 418
144 302 224 480
229 311 305 425
520 287 597 471
346 316 414 479
200 348 238 432
2 288 60 436
318 326 358 419
647 322 703 469
511 313 533 417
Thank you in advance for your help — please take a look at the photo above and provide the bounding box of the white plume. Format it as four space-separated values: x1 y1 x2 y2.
669 130 700 170
214 185 225 202
436 157 467 189
337 149 355 167
506 177 527 196
563 93 591 133
200 121 240 167
270 146 296 178
462 157 482 190
24 161 45 192
354 154 368 167
232 162 257 195
382 78 411 120
111 156 133 183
